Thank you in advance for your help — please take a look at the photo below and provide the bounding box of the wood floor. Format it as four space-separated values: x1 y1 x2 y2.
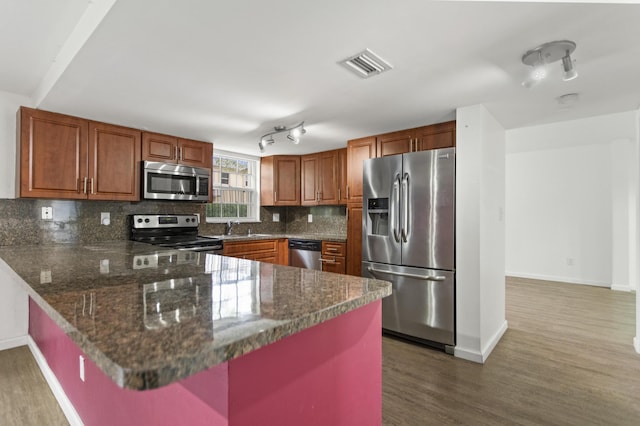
0 345 67 426
0 277 637 425
383 277 640 425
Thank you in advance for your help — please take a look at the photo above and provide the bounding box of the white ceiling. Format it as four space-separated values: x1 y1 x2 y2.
2 0 640 156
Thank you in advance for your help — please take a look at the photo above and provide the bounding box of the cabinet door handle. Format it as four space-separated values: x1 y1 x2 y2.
346 186 349 199
91 178 95 194
174 146 179 160
274 191 277 202
319 257 337 264
179 146 183 161
327 247 339 252
83 177 88 194
338 188 341 200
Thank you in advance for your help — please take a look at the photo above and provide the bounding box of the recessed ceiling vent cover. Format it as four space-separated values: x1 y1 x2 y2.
339 48 393 79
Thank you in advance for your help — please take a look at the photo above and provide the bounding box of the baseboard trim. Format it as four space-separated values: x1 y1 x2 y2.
455 320 509 364
506 271 610 288
0 335 28 351
634 336 640 354
454 345 483 363
27 336 83 426
611 284 634 292
481 320 508 361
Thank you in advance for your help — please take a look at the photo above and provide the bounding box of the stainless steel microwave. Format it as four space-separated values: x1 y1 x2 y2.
143 161 210 201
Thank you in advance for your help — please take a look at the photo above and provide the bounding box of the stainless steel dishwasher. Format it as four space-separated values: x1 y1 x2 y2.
288 239 322 270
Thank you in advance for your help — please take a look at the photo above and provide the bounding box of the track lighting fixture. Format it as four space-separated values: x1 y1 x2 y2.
258 122 306 152
521 40 577 88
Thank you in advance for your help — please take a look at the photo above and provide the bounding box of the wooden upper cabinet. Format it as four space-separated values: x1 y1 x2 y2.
338 148 347 205
141 132 177 162
88 122 141 201
142 132 212 169
19 107 88 199
178 138 213 169
346 136 376 204
260 155 300 206
301 150 340 206
18 108 143 201
376 129 415 157
301 154 318 205
415 120 456 151
318 150 339 205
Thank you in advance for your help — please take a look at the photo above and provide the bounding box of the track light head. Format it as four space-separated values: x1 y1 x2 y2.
258 122 306 152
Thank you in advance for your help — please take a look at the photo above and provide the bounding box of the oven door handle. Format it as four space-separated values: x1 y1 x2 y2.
178 246 223 252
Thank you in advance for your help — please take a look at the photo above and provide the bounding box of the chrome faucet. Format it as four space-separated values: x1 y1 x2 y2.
225 220 240 236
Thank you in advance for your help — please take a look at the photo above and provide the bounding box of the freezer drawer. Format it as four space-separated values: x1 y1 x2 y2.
362 261 454 347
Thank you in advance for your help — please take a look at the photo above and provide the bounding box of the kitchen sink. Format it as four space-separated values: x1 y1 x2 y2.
201 234 273 240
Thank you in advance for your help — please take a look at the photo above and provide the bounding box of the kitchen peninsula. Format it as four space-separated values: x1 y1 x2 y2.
0 242 391 425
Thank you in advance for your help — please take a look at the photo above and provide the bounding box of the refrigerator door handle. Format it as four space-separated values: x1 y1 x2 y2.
401 173 409 242
391 174 401 243
367 267 446 281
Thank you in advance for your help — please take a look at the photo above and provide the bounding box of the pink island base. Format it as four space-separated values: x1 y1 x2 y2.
29 299 383 426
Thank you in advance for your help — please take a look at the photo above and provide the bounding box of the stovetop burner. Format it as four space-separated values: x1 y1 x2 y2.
129 214 223 252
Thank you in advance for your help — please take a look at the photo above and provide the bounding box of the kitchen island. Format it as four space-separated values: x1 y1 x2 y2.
0 242 391 425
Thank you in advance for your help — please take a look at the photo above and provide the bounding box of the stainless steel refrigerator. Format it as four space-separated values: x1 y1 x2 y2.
361 148 455 352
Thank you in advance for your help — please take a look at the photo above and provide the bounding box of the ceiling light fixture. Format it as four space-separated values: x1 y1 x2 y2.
521 40 577 88
258 122 306 152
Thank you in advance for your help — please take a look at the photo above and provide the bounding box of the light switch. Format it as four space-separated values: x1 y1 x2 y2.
308 214 313 223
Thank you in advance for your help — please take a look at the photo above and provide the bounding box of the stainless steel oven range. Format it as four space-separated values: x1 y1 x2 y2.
128 214 223 254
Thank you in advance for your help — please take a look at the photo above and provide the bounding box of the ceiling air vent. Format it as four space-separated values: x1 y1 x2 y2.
339 48 393 79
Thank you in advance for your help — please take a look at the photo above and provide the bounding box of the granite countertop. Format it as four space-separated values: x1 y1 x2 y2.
0 241 389 390
200 233 347 243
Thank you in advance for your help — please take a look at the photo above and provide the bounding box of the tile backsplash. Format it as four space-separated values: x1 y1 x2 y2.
0 199 346 246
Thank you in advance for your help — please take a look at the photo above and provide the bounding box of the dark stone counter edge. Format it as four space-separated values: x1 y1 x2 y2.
2 257 390 391
201 233 347 243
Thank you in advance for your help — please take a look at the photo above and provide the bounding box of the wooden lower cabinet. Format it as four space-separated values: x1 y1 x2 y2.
223 239 287 266
346 204 363 276
321 241 346 274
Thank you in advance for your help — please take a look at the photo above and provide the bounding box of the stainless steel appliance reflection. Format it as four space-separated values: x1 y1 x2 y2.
361 148 455 352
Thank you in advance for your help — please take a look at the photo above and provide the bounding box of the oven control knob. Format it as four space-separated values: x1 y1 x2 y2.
186 218 190 223
137 218 143 223
144 218 150 223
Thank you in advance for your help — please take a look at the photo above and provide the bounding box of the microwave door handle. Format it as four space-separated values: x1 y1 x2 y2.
391 174 401 243
401 173 409 243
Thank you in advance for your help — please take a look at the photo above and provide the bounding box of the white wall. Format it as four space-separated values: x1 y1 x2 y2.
0 90 32 348
0 90 32 199
455 104 507 363
505 111 638 290
635 108 640 354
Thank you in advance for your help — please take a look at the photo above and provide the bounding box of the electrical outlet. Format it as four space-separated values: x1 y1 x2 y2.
308 214 313 223
100 212 110 226
273 213 280 222
79 355 85 382
41 207 53 220
40 270 52 284
100 259 110 274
